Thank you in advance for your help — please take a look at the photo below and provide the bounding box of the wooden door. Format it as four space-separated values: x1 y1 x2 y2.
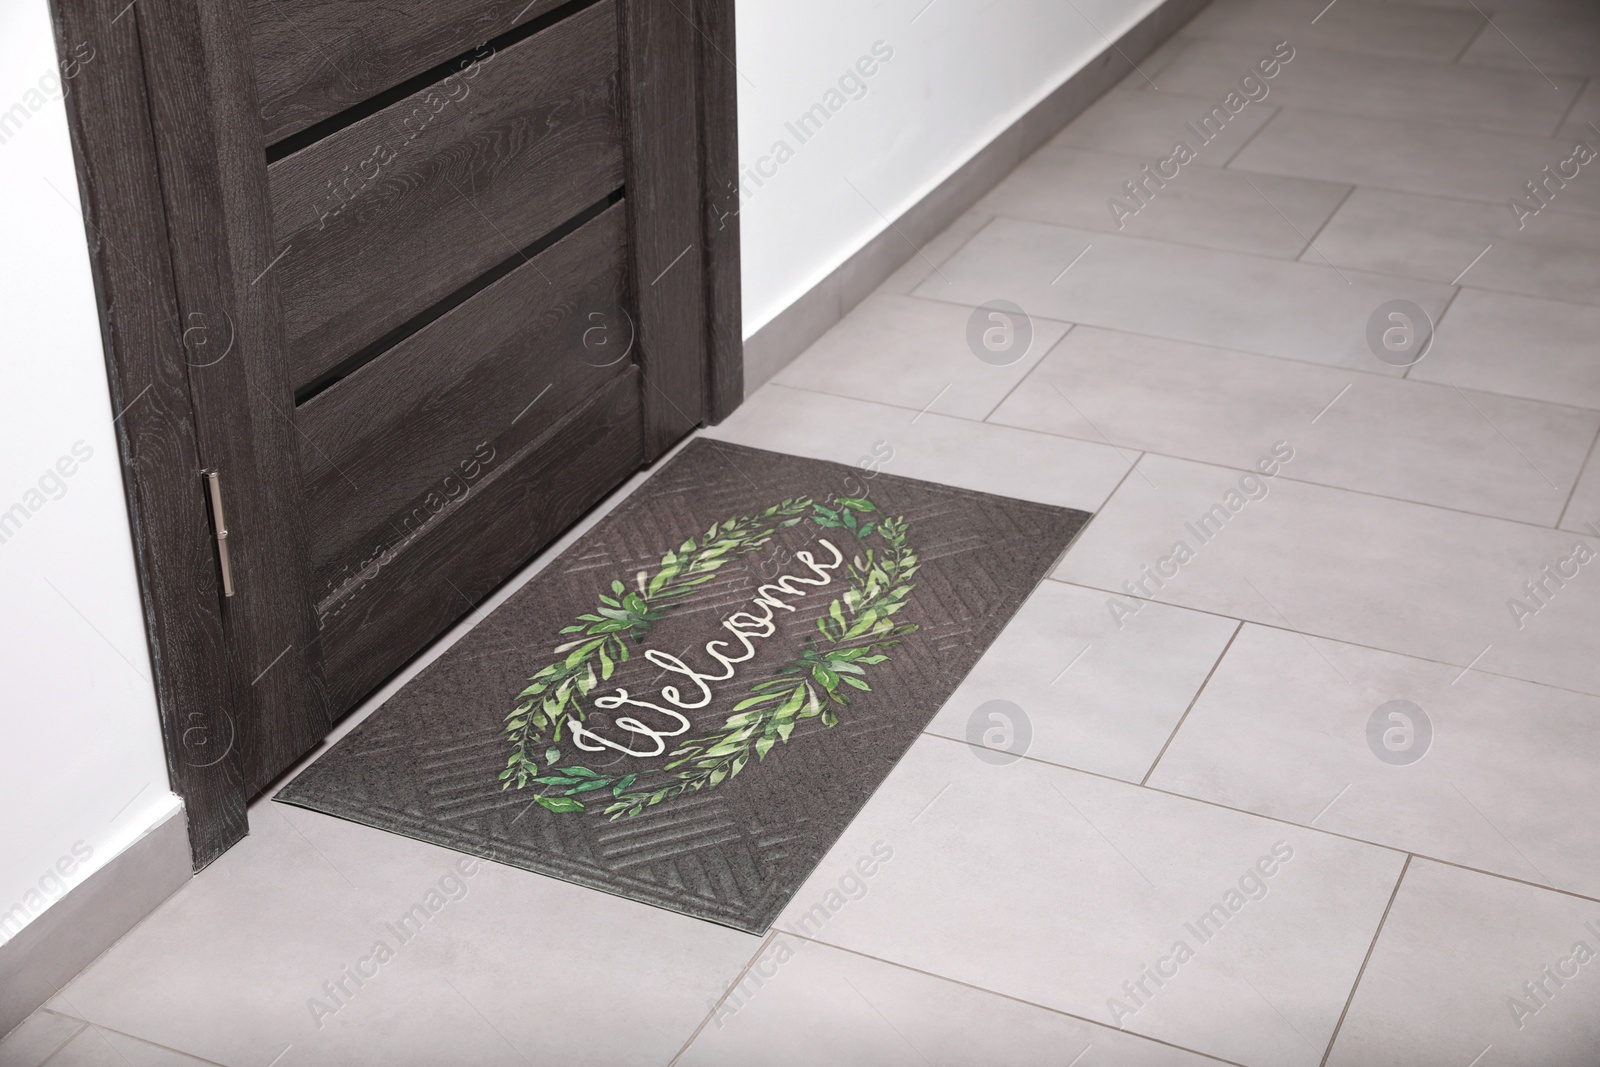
53 0 742 866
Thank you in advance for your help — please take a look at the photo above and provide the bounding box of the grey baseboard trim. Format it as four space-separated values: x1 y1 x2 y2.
0 805 190 1038
742 0 1211 393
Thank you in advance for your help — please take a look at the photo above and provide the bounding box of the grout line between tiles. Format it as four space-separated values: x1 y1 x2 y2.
764 378 1595 532
958 206 1600 315
1555 422 1600 529
1040 411 1589 528
920 731 1600 910
1181 26 1495 68
892 213 1000 296
1184 30 1539 88
1279 166 1600 226
979 203 1386 272
1451 20 1491 64
1219 104 1280 169
1205 86 1584 143
1049 576 1600 702
776 934 1248 1067
1317 855 1414 1067
1456 43 1600 86
1432 281 1467 331
26 1013 87 1066
1059 74 1594 203
34 1013 231 1067
667 931 778 1066
1140 620 1244 786
1036 118 1293 178
1553 74 1591 134
1405 283 1466 379
1087 446 1147 516
856 288 1076 330
979 325 1075 423
1082 80 1244 113
1440 276 1600 312
111 1026 228 1067
999 142 1359 260
1298 182 1359 259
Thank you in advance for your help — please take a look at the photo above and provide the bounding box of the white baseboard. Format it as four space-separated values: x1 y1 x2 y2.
0 805 190 1037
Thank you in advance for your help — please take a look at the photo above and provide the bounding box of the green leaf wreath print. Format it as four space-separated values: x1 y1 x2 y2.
500 494 920 818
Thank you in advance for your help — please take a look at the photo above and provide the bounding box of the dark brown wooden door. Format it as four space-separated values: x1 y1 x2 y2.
262 0 654 722
53 0 741 864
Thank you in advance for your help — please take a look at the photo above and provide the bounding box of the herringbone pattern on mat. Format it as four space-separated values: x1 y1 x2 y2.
278 440 1089 932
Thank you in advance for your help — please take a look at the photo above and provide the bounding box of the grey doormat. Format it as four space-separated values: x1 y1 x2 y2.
277 440 1089 933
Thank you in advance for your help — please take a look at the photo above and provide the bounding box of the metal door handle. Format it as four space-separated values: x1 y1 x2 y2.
203 468 234 598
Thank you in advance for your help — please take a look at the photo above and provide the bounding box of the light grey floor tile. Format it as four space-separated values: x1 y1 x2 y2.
1054 453 1600 695
1148 624 1600 896
988 326 1598 524
770 293 1067 419
1046 88 1276 166
678 939 1227 1067
1461 11 1600 76
1309 187 1600 306
913 216 1455 372
1159 39 1581 134
1415 288 1600 408
1560 443 1600 532
0 1011 83 1067
37 1027 219 1067
1326 859 1600 1066
1233 108 1600 216
979 145 1350 258
777 735 1404 1067
705 384 1133 513
875 211 993 296
925 581 1239 783
1184 0 1485 60
48 803 756 1067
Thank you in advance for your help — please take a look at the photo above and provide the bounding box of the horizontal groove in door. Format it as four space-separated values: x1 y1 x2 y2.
267 0 623 390
296 202 631 590
314 369 644 715
262 0 606 164
250 0 579 145
293 188 624 406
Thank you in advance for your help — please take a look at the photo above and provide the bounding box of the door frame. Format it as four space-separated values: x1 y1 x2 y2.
49 0 743 870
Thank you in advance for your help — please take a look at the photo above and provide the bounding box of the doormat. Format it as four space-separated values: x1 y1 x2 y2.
277 440 1089 933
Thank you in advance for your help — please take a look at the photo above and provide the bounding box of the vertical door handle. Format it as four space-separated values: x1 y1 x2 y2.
203 468 235 598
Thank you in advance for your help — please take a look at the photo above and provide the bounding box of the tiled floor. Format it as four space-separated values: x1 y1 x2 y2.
9 0 1600 1063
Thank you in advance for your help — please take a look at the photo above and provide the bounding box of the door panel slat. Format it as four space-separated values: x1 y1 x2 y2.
297 203 631 591
267 0 623 389
314 369 644 713
621 0 706 457
249 0 575 143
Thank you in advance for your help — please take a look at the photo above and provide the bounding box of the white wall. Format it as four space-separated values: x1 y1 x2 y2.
0 0 181 947
735 0 1164 336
